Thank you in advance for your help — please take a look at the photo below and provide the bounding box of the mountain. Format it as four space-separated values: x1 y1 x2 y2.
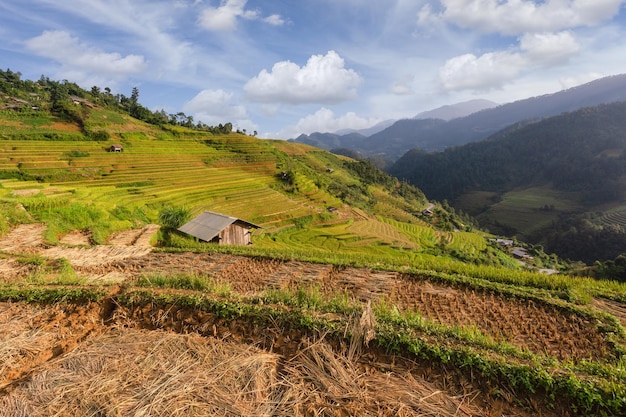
389 101 626 263
334 119 396 136
413 99 498 121
290 99 498 159
293 74 626 162
291 131 367 153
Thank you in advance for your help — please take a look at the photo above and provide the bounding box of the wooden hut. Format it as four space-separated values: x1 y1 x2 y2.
109 144 123 152
177 211 260 245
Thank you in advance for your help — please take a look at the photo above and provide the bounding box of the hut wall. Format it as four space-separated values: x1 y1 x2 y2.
218 223 251 245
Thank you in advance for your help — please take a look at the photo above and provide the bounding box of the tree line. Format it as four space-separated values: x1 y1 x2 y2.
0 68 238 135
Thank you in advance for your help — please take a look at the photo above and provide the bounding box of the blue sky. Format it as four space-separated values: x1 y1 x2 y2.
1 1 626 138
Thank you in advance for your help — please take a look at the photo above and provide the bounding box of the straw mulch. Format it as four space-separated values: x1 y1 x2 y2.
0 326 481 416
1 301 101 391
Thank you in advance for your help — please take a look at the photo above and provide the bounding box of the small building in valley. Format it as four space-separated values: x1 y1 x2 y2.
177 211 260 245
109 144 123 152
512 247 533 260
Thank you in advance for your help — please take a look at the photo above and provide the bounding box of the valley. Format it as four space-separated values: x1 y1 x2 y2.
1 71 626 416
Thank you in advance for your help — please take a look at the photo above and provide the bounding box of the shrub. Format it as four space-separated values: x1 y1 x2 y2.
158 206 191 230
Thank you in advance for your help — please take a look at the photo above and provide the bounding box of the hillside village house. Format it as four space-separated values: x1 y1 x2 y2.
109 144 123 152
178 211 260 246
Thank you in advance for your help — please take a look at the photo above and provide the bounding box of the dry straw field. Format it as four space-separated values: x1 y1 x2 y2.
1 223 626 416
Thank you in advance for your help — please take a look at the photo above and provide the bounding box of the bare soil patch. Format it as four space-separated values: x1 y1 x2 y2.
42 224 160 268
10 189 40 197
0 258 33 283
46 122 81 132
59 230 91 246
107 224 159 247
0 223 45 253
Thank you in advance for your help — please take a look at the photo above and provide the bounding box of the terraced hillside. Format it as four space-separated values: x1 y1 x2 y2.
0 104 531 270
2 80 626 416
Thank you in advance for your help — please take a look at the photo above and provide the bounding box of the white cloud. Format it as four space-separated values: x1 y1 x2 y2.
439 51 524 91
520 31 580 65
25 1 200 78
198 0 284 31
263 14 285 26
24 30 146 80
244 51 362 105
183 89 248 125
275 108 382 139
439 31 580 91
437 0 625 35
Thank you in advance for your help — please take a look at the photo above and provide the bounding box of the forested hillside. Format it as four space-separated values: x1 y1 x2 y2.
389 101 626 263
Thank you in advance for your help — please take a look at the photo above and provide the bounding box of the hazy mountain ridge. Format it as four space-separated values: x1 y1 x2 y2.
292 74 626 162
413 99 498 121
334 119 396 136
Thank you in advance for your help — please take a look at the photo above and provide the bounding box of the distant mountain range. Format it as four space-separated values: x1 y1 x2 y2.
388 100 626 263
412 99 498 121
291 74 626 162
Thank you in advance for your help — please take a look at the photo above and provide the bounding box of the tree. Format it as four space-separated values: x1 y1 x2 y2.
130 86 139 104
49 81 69 111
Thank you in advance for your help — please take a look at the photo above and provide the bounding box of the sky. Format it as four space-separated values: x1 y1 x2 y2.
1 1 626 139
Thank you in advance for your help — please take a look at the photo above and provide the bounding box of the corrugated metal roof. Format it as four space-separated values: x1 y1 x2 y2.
177 211 259 242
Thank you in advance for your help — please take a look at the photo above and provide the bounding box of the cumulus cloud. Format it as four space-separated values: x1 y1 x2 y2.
434 0 625 36
520 31 580 65
183 89 248 125
276 108 381 139
263 14 285 26
439 51 524 91
198 0 284 31
439 31 581 91
244 51 362 105
24 30 146 78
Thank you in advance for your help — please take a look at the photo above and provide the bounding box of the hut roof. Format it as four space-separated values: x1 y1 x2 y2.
177 211 260 242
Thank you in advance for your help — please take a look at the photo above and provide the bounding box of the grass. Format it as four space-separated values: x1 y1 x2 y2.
474 185 582 232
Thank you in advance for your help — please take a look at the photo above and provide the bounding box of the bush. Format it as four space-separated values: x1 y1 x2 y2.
158 206 191 230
